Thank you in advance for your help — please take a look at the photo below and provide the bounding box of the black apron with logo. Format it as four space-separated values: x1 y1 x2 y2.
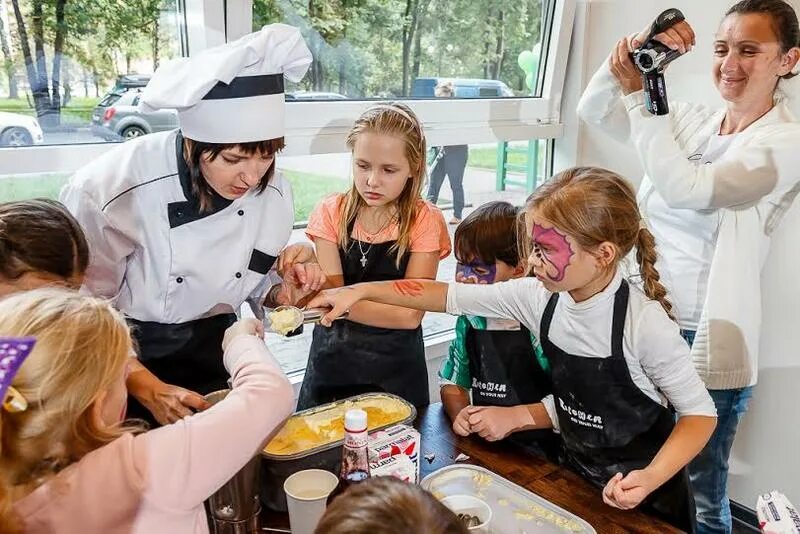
466 323 560 461
297 226 429 410
126 314 236 424
541 281 694 532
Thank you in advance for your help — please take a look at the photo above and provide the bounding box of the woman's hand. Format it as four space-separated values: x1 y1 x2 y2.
609 37 643 95
275 243 326 306
306 286 364 326
126 361 211 425
222 318 265 351
611 20 696 95
634 19 695 55
602 469 658 510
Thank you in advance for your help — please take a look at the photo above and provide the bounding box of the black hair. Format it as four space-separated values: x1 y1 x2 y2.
726 0 800 79
0 199 89 281
453 201 522 267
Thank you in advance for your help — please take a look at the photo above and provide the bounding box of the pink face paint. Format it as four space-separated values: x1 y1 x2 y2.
531 224 574 282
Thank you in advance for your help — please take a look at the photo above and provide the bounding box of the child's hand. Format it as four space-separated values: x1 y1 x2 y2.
602 469 657 510
306 286 362 326
452 406 473 436
222 319 264 351
466 405 534 442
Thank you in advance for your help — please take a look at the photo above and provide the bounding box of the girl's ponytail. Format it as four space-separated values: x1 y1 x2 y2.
636 227 675 320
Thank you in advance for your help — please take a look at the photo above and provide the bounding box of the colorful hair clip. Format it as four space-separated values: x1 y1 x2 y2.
0 337 36 413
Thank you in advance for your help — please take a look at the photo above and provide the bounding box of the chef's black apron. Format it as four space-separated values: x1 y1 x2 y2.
466 323 560 461
297 223 429 410
541 280 695 532
125 314 235 424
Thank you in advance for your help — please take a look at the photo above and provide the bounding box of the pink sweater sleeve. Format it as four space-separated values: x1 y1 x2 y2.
132 335 294 511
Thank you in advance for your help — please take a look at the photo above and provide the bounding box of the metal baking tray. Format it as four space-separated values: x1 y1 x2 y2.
421 465 596 534
259 392 416 512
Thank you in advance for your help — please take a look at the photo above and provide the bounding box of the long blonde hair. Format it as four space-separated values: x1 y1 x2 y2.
338 102 427 267
525 166 675 319
0 289 135 533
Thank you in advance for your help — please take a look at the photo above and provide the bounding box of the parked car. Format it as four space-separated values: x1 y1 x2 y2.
90 87 348 142
91 89 178 141
0 111 45 146
285 91 347 101
411 77 515 98
113 74 151 92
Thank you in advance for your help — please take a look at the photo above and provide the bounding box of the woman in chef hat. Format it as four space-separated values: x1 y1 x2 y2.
60 24 323 425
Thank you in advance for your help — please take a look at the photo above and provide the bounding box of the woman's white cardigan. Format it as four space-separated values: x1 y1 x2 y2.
577 62 800 390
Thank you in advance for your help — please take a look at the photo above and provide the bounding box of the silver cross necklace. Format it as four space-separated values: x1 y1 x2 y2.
355 211 396 268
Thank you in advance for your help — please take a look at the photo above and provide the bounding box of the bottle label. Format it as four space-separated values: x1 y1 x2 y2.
344 428 368 449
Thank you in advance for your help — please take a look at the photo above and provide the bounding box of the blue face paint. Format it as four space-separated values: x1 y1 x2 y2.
456 261 497 284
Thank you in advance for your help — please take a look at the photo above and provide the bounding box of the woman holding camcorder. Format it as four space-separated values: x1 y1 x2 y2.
578 1 800 533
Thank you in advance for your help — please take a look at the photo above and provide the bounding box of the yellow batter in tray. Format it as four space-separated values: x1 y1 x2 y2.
264 394 412 457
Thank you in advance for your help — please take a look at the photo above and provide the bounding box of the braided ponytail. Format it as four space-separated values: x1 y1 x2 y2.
636 227 675 320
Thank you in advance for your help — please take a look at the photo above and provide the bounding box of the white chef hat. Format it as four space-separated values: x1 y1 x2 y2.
139 23 312 143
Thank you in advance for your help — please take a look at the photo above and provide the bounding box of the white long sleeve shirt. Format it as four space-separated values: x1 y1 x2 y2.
577 61 800 389
445 272 716 431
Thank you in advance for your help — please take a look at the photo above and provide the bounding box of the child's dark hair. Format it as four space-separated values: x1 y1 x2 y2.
314 477 468 534
0 199 89 282
726 0 800 80
454 201 522 267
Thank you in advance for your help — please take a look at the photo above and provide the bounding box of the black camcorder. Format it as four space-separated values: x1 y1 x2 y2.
630 8 686 115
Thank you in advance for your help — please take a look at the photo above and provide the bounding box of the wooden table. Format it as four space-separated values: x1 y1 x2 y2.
262 403 680 534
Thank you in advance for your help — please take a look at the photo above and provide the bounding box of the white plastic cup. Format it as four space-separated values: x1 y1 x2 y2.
283 469 338 534
440 494 493 533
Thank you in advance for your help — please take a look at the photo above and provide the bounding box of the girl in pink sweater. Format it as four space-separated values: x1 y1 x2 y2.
0 288 293 534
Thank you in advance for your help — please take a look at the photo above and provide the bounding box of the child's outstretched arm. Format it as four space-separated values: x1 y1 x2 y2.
309 277 541 331
307 279 448 326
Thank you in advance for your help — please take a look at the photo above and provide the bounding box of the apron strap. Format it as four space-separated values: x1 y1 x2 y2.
540 291 559 343
610 279 630 358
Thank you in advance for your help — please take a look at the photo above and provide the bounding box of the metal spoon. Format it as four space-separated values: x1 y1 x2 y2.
263 306 349 336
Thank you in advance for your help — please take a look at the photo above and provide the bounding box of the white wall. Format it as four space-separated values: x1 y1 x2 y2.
560 0 800 508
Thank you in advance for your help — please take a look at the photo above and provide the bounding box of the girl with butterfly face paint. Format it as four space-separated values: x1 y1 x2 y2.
307 167 717 531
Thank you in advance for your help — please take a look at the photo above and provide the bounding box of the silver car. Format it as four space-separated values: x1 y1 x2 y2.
91 89 178 141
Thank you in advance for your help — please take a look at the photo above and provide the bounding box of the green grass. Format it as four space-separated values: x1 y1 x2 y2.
0 169 347 223
282 169 349 221
467 145 528 172
0 97 100 122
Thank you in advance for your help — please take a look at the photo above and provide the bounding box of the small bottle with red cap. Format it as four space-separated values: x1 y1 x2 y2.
328 408 371 504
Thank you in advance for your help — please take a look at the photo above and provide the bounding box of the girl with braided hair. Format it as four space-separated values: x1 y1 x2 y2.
308 166 717 531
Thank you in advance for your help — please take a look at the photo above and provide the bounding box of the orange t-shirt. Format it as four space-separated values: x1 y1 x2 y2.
306 195 451 259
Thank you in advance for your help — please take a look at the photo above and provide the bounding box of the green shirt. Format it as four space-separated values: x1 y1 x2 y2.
438 315 549 390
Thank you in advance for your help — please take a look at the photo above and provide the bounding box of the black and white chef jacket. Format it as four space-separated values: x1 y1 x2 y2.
60 129 292 324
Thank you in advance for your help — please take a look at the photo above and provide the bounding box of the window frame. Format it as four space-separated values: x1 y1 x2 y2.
0 0 575 173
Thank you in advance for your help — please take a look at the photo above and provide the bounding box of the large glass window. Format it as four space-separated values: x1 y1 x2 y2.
0 0 571 375
265 141 540 374
253 0 545 100
0 0 185 146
